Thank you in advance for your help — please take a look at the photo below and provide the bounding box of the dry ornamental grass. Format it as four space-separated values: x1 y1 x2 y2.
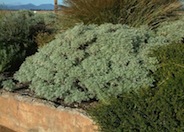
60 0 182 29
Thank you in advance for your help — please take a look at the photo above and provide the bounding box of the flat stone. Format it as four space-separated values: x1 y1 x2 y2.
0 91 98 132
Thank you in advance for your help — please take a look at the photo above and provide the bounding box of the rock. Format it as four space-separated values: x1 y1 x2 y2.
0 91 98 132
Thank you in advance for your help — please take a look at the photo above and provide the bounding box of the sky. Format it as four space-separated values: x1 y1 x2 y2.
0 0 63 6
0 0 183 6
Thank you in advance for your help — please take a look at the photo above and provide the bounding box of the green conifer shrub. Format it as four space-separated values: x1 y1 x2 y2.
60 0 182 30
14 24 158 104
0 10 57 72
151 43 184 87
87 44 184 132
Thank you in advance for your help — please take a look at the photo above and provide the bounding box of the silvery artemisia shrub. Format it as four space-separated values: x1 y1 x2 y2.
15 24 160 104
155 16 184 44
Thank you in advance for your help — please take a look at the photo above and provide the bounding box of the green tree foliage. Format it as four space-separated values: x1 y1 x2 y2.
0 10 57 72
87 44 184 132
14 24 158 104
60 0 182 29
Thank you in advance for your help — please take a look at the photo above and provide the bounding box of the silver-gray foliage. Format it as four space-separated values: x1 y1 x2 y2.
155 16 184 44
14 24 162 104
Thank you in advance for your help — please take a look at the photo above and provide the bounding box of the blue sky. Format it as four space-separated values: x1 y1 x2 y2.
0 0 63 5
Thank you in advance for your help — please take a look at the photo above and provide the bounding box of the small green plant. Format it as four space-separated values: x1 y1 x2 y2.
14 24 158 104
60 0 182 29
2 79 16 92
0 72 15 91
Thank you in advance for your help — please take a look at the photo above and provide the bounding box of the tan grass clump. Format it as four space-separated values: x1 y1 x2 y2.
60 0 182 29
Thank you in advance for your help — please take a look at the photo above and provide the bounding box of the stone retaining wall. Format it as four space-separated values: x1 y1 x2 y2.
0 91 98 132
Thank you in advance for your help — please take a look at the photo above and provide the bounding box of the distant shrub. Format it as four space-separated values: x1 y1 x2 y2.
87 44 184 132
60 0 182 29
33 12 59 32
14 24 158 104
35 32 55 48
33 12 58 48
0 10 57 72
0 10 7 21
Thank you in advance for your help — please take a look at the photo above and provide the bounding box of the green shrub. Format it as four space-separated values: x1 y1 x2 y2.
32 12 58 48
87 44 184 132
0 72 14 90
0 45 25 72
33 12 59 32
0 10 57 72
0 10 7 21
61 0 182 29
14 24 158 104
88 85 184 131
2 79 16 92
151 43 184 87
